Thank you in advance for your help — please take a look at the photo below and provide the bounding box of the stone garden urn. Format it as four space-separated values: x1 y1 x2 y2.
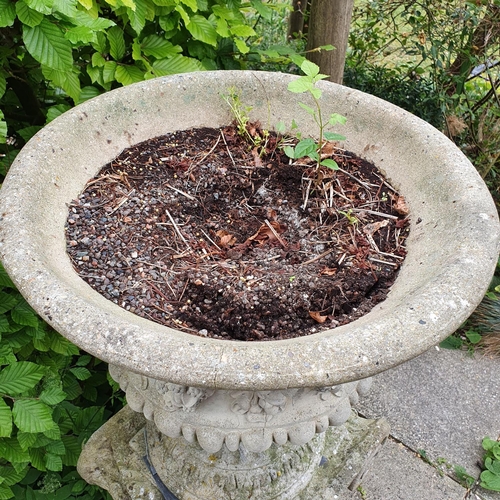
0 71 498 499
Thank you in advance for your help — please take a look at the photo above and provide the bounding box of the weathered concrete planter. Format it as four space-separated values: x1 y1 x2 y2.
0 71 498 499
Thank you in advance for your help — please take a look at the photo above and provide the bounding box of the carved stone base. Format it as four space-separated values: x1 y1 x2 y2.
78 406 390 500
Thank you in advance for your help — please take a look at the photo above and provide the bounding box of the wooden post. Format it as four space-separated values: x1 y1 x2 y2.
305 0 354 84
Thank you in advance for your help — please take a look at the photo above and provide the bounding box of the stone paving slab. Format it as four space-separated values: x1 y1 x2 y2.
355 346 500 499
352 437 467 500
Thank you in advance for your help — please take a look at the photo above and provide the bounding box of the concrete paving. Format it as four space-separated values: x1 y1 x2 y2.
351 347 500 500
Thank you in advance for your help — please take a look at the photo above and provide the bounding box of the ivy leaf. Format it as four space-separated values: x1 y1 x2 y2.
12 400 54 433
107 26 126 60
141 35 182 58
186 15 218 47
0 362 45 394
10 300 38 328
23 19 74 71
16 1 44 27
115 65 145 86
152 54 203 75
0 0 16 28
0 399 12 438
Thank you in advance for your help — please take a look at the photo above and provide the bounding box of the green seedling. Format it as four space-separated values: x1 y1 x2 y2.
480 437 500 491
222 87 269 155
338 209 359 226
454 465 476 489
278 60 346 173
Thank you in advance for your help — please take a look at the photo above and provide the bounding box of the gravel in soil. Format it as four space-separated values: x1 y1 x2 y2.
65 125 409 341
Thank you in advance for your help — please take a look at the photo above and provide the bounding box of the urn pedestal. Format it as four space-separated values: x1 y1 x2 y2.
78 368 389 499
0 71 498 499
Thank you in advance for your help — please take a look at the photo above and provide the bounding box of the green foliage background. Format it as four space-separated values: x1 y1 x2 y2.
0 263 123 499
0 0 292 177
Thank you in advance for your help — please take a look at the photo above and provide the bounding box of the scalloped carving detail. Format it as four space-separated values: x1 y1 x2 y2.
108 364 372 453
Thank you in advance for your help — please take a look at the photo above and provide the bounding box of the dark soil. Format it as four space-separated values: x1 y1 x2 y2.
65 125 409 341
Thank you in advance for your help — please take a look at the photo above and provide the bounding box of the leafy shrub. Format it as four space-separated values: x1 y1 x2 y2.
347 0 500 184
0 262 123 499
0 0 286 179
343 64 443 128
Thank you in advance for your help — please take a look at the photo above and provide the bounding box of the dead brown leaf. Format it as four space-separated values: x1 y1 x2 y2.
309 311 328 323
216 230 237 247
251 147 263 167
394 196 409 215
320 267 337 276
363 220 389 236
247 221 286 244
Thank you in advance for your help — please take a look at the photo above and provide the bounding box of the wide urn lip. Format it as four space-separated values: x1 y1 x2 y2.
0 71 498 390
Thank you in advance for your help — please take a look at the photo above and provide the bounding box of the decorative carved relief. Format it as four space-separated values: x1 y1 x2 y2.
108 364 372 454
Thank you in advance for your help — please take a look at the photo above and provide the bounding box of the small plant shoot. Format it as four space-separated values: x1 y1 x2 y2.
222 88 269 156
280 60 346 172
480 437 500 491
